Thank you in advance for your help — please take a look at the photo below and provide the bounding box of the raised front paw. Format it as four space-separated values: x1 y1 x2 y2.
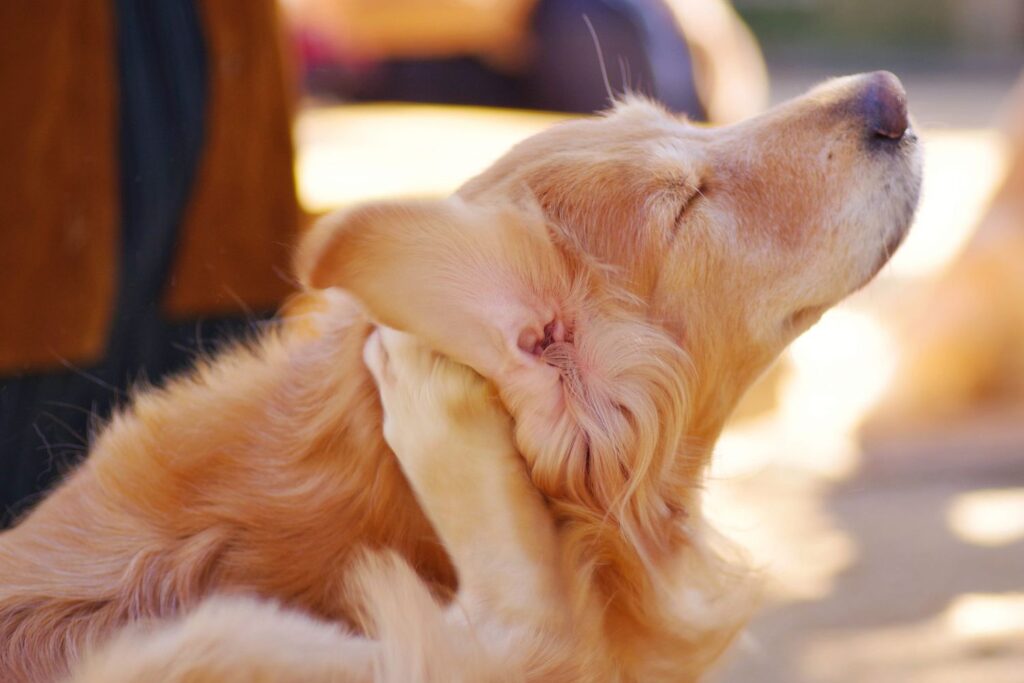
362 326 514 473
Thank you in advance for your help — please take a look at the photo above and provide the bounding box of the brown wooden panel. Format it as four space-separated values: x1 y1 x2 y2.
0 3 118 372
163 0 302 319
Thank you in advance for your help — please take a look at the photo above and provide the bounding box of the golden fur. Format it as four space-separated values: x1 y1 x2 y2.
1 72 921 682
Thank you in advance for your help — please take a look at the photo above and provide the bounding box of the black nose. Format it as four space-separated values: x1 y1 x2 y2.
862 71 909 141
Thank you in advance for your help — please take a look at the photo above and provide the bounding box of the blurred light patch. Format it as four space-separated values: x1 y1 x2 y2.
295 104 564 212
708 312 891 602
948 488 1024 547
713 308 896 480
703 471 855 601
783 308 897 461
799 595 1024 683
890 129 1008 278
945 592 1024 641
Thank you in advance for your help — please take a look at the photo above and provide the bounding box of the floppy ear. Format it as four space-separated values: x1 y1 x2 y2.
299 197 693 554
296 197 568 384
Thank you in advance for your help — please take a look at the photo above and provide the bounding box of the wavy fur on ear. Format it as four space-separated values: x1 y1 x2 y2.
508 268 693 557
294 194 715 664
297 195 695 558
503 250 752 678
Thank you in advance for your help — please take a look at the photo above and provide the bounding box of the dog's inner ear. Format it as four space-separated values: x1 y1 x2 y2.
297 197 570 384
300 197 692 550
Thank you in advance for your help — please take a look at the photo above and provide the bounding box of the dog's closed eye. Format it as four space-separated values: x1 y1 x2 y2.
673 181 708 230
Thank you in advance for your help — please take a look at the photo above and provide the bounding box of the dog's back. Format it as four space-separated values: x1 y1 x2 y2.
0 292 452 681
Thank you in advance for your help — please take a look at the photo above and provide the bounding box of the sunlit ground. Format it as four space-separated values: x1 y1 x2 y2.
295 101 1023 682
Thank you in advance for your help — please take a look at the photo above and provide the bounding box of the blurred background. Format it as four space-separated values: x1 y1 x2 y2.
2 2 1022 681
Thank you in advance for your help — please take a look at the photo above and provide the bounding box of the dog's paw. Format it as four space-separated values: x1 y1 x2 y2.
363 326 514 471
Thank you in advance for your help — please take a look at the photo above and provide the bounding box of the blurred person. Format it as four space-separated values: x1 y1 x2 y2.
865 70 1024 436
283 0 768 122
0 1 300 524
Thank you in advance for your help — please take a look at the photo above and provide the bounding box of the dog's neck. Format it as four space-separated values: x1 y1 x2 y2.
547 388 748 677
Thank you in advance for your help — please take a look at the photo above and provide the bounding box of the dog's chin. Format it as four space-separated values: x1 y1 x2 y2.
864 217 912 283
784 303 829 335
884 222 912 267
863 146 923 282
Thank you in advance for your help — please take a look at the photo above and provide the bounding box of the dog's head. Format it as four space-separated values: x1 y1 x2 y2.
298 72 922 550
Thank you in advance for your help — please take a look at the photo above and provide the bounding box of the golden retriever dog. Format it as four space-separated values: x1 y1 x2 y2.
0 71 921 682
